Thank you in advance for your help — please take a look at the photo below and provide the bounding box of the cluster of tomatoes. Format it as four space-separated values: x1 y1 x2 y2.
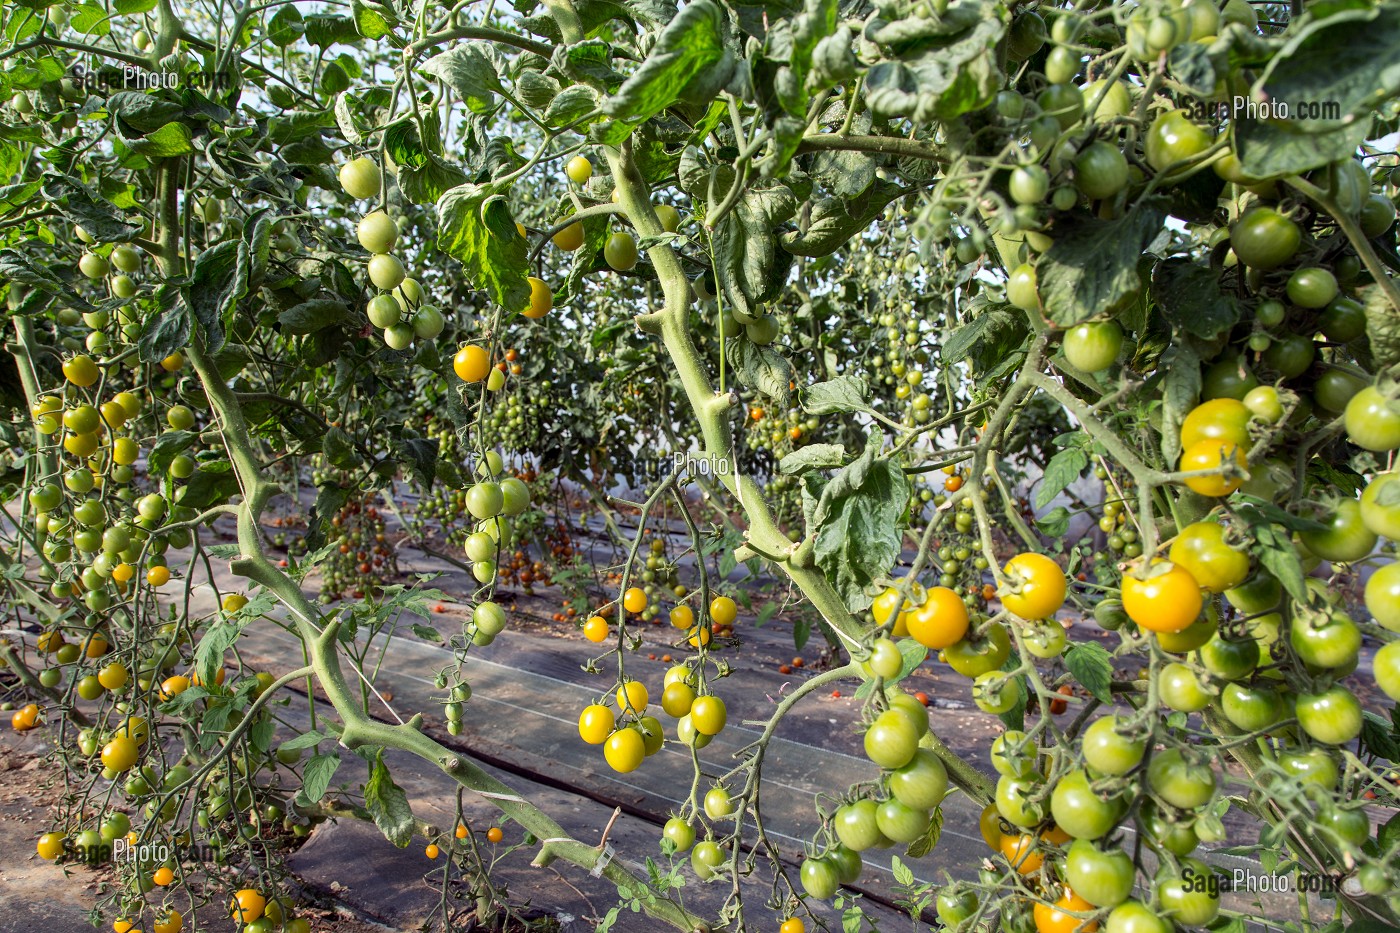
575 588 731 773
456 453 534 586
338 156 446 350
319 493 397 600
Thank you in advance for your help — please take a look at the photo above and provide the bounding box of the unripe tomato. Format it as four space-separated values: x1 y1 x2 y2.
1345 386 1400 451
1295 686 1362 744
357 210 398 254
79 252 109 279
1007 264 1039 311
367 253 405 290
1286 266 1337 308
552 221 584 251
1230 206 1301 270
63 354 100 387
1146 748 1215 809
1073 141 1129 200
411 305 444 338
1144 110 1212 173
339 156 381 199
1300 498 1376 562
1062 321 1122 372
654 204 682 232
1009 164 1050 205
604 232 638 271
1156 858 1220 925
1080 716 1145 776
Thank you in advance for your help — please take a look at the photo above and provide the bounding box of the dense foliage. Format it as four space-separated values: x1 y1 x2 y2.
2 0 1400 929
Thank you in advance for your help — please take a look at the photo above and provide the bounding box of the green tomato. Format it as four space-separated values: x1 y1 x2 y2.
1231 207 1301 270
1063 321 1123 373
1050 768 1123 839
1146 748 1216 810
1295 686 1362 744
1066 838 1135 907
1346 387 1400 452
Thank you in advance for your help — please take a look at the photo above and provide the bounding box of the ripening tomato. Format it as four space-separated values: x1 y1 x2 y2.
565 156 592 184
1000 552 1066 620
689 695 726 735
1121 562 1202 633
1181 398 1251 450
604 727 646 772
454 345 491 383
578 704 613 745
101 736 139 772
1168 520 1249 593
945 622 1012 677
906 586 969 649
1179 440 1247 497
523 277 552 319
1033 889 1099 933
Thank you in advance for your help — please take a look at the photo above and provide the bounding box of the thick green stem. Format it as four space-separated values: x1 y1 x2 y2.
602 142 865 653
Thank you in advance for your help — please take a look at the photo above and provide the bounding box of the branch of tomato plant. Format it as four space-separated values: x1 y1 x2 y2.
602 143 864 643
142 155 711 930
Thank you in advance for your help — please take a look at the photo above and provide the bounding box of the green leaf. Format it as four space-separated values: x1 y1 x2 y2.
780 180 908 257
279 730 327 752
810 431 910 612
711 182 799 320
436 184 531 315
905 802 943 858
106 91 185 134
305 13 359 48
399 153 470 205
864 0 1006 122
1361 711 1400 762
1036 506 1071 537
180 461 240 509
421 43 502 114
1362 283 1400 370
728 338 795 408
267 5 304 45
70 1 111 35
351 0 397 39
139 286 190 362
544 85 600 128
1065 642 1113 704
411 623 444 642
779 443 846 474
801 375 871 415
323 425 360 469
297 752 340 805
1235 4 1400 177
599 0 732 141
364 748 415 847
279 299 350 334
193 621 248 689
148 429 198 476
185 238 246 352
1160 344 1201 467
114 0 157 13
397 435 438 489
1253 521 1308 605
127 121 193 158
1036 447 1088 510
942 305 1023 367
1152 259 1242 341
1037 200 1166 327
